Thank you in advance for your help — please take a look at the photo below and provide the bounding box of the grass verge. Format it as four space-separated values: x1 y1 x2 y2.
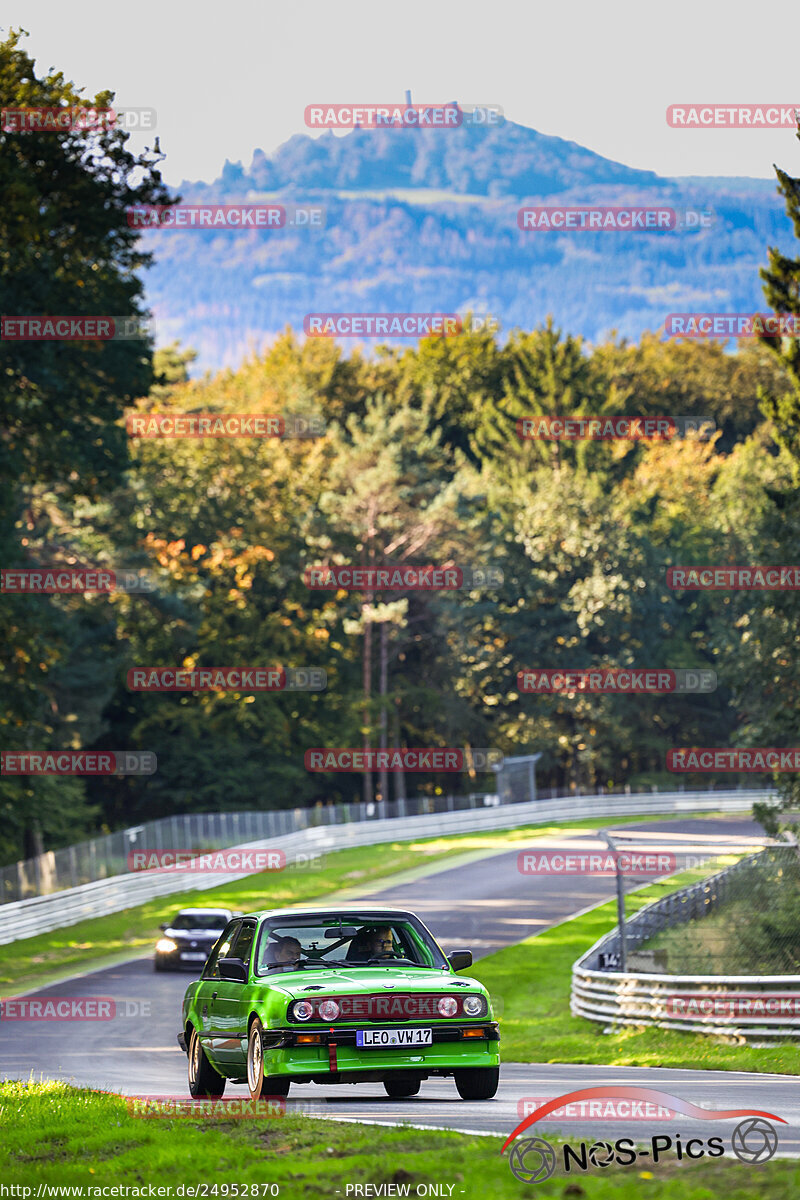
1 1081 797 1199
1 811 715 995
470 863 800 1075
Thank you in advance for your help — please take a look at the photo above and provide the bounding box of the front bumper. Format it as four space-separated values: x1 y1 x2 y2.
260 1021 500 1050
257 1022 500 1079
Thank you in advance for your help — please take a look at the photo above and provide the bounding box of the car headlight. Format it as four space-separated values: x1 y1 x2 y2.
437 996 458 1017
155 938 177 953
463 995 486 1017
318 1000 340 1021
292 1001 314 1021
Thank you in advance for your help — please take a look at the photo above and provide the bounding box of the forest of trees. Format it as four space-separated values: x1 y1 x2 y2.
2 30 799 865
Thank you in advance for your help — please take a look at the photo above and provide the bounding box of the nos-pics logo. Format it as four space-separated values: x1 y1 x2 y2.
501 1088 782 1183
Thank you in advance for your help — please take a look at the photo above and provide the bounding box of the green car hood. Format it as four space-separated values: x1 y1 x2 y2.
262 966 488 1003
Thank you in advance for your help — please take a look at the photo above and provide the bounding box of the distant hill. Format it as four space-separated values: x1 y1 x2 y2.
141 119 791 373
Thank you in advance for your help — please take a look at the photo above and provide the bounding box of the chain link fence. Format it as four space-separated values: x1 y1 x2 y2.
586 843 800 975
1 793 496 904
0 781 758 905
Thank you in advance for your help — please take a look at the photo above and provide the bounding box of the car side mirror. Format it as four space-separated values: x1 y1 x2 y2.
448 950 473 972
218 958 248 983
159 923 167 931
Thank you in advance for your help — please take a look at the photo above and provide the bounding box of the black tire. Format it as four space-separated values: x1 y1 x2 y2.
247 1018 290 1100
454 1067 499 1100
384 1077 421 1098
188 1027 226 1098
154 957 168 972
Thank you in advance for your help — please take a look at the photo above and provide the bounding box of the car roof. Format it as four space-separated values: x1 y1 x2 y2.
238 906 417 922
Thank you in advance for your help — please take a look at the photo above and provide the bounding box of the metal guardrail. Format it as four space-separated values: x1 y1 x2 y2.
0 789 762 945
0 782 764 904
2 796 493 904
571 844 800 1041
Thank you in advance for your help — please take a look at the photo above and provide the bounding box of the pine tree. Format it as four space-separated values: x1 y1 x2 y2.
746 117 800 835
0 29 173 860
759 117 800 467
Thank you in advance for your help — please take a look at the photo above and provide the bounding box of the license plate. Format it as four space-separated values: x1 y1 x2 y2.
181 952 206 961
356 1027 432 1048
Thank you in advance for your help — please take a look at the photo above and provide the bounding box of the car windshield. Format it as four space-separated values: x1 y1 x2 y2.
169 912 228 931
254 916 448 975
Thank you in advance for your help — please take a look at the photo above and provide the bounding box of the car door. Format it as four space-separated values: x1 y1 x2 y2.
213 919 257 1072
196 919 241 1068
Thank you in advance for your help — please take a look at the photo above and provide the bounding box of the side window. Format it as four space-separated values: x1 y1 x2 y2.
231 922 256 973
204 920 241 979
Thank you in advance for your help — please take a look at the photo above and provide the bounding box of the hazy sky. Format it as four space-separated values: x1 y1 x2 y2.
6 0 800 184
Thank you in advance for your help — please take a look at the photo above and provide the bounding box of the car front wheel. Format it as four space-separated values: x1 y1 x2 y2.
247 1018 290 1100
454 1067 499 1100
188 1027 226 1098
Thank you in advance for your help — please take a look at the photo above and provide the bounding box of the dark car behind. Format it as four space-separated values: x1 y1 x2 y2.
154 907 233 971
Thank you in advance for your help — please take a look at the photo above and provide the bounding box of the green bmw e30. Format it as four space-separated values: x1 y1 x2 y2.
178 907 500 1101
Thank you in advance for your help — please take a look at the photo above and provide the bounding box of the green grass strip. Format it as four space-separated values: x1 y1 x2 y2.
1 1081 797 1198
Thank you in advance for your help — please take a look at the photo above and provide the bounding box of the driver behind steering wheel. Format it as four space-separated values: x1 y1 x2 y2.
347 925 395 961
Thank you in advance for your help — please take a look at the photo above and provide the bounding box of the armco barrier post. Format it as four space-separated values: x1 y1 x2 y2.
602 831 628 972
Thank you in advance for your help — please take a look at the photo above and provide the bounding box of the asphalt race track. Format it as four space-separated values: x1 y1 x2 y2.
2 814 798 1154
